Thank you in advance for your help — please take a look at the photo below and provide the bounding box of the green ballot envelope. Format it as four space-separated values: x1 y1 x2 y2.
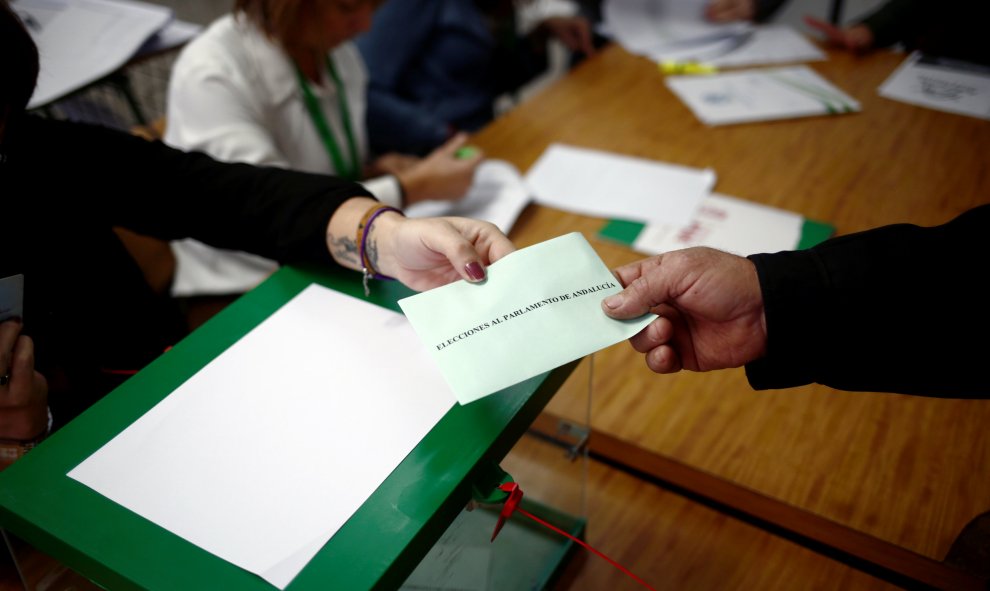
399 233 655 404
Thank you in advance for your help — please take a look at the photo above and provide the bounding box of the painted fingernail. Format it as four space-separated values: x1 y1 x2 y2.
603 294 623 309
465 262 485 281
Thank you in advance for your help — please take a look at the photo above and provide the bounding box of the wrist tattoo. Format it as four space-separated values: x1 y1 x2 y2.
366 229 381 272
329 234 360 266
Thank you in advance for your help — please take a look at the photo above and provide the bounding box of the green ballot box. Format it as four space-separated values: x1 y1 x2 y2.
0 264 584 590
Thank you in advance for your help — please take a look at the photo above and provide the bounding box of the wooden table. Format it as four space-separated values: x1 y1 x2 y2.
473 43 990 589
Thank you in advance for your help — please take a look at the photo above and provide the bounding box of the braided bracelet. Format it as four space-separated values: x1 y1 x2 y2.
357 204 403 296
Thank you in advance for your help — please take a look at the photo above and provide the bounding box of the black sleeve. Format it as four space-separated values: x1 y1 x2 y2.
753 0 789 22
745 205 990 398
856 0 925 49
17 115 373 265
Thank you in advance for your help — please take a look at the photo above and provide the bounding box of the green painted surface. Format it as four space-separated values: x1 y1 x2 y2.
795 219 836 250
0 265 578 590
597 219 645 246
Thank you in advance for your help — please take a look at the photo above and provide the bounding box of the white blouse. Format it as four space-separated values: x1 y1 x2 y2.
164 14 400 296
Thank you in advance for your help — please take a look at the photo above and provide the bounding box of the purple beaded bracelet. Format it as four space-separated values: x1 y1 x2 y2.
357 205 403 296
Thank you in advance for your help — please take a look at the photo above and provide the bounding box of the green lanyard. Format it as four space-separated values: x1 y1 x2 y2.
296 56 360 181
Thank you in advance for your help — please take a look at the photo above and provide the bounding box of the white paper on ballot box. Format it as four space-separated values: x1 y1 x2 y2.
69 284 456 589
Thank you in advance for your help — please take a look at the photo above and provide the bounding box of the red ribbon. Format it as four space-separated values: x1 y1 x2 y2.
491 482 657 591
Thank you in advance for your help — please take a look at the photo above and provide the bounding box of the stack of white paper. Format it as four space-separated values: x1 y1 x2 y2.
703 26 825 68
601 0 824 66
17 0 199 109
601 0 750 57
666 65 860 126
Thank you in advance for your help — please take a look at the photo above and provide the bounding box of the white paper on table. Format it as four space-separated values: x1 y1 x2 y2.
602 0 822 66
878 51 990 120
69 284 456 590
524 144 714 226
18 0 174 109
632 26 824 67
666 65 860 126
399 233 656 404
706 26 825 67
404 159 530 234
601 0 750 56
630 193 804 256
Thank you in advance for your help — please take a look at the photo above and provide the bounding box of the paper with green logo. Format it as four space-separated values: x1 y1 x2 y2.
398 232 656 404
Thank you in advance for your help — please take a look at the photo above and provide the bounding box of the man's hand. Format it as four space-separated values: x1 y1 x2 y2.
602 248 767 374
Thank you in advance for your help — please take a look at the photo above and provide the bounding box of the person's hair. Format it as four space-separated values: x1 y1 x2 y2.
0 1 40 127
233 0 305 41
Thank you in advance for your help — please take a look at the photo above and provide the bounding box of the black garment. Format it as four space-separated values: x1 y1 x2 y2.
754 0 788 22
758 0 990 64
859 0 990 65
745 204 990 398
0 114 371 424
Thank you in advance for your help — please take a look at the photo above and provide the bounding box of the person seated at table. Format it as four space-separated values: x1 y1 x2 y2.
705 0 990 65
164 0 485 297
354 0 596 157
0 0 512 468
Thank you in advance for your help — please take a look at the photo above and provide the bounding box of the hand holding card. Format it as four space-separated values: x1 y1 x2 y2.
399 233 656 404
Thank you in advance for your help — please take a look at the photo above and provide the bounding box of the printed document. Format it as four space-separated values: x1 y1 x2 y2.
879 51 990 120
399 233 655 404
70 285 456 589
666 65 860 126
626 193 803 255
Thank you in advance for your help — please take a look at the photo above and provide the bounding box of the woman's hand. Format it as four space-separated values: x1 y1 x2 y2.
0 320 49 442
325 198 515 291
370 214 515 291
367 152 420 177
396 133 483 205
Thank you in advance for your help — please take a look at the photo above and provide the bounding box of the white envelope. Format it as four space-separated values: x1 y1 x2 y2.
399 233 655 404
